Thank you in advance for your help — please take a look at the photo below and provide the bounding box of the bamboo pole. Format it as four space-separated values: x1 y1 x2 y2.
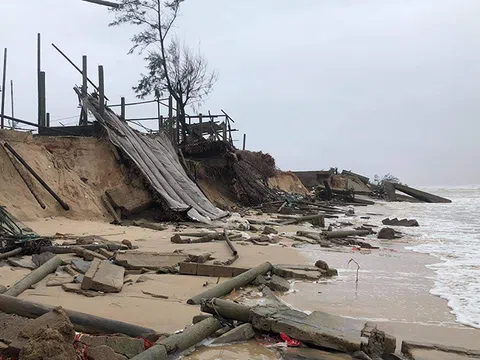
0 294 155 336
4 256 63 297
187 262 273 305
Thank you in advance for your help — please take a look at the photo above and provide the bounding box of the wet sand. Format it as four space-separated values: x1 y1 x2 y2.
2 212 475 358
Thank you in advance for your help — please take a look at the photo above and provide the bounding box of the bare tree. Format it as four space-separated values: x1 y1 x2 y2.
110 0 217 138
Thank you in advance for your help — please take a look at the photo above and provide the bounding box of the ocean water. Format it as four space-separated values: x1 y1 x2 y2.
372 185 480 329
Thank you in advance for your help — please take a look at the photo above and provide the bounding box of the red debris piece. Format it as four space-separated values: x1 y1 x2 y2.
280 332 302 347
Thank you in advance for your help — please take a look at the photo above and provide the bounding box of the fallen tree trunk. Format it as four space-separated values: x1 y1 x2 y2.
201 298 251 322
0 294 155 336
187 262 273 305
323 230 371 239
4 255 63 297
0 247 22 260
131 317 222 360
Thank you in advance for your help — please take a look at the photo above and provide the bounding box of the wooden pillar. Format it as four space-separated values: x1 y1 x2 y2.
81 55 88 125
46 113 50 128
199 113 203 138
156 99 161 129
168 95 173 140
98 65 104 116
1 48 7 129
222 121 227 142
37 33 41 126
38 71 46 128
176 99 180 145
243 134 246 150
120 97 125 121
10 80 14 123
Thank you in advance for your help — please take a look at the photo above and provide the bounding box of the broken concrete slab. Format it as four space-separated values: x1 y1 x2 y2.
62 283 105 297
263 226 278 235
81 259 125 293
363 328 396 359
273 265 326 280
32 252 56 267
86 345 127 360
46 275 74 287
382 218 419 227
266 274 290 292
115 252 187 271
179 262 249 277
392 183 452 203
71 259 92 274
8 257 37 270
210 323 255 345
401 340 480 359
250 305 362 353
79 334 145 358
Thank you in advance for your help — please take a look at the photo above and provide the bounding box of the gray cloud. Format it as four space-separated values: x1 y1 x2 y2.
1 0 479 185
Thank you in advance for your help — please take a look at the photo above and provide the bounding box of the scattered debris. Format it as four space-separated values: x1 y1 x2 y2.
81 258 125 293
382 218 419 227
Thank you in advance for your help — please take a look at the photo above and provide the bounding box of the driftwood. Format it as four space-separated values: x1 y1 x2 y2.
40 243 127 254
201 298 251 322
131 317 222 360
187 262 273 305
4 255 63 297
0 247 22 260
171 233 242 244
0 294 155 336
101 194 122 224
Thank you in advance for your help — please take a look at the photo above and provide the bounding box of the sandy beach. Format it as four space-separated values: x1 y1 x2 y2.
0 209 471 358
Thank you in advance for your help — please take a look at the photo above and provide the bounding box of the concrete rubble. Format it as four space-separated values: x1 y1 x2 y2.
81 258 125 293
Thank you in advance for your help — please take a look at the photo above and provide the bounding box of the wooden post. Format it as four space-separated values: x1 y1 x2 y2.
222 120 227 142
199 113 203 138
46 113 50 128
1 48 7 129
159 115 164 131
38 71 46 128
98 65 105 116
81 55 88 125
37 34 41 126
243 134 246 150
10 80 14 129
168 95 173 140
120 97 125 121
176 99 180 145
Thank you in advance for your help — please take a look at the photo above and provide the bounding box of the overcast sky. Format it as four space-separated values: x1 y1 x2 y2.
1 0 479 186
